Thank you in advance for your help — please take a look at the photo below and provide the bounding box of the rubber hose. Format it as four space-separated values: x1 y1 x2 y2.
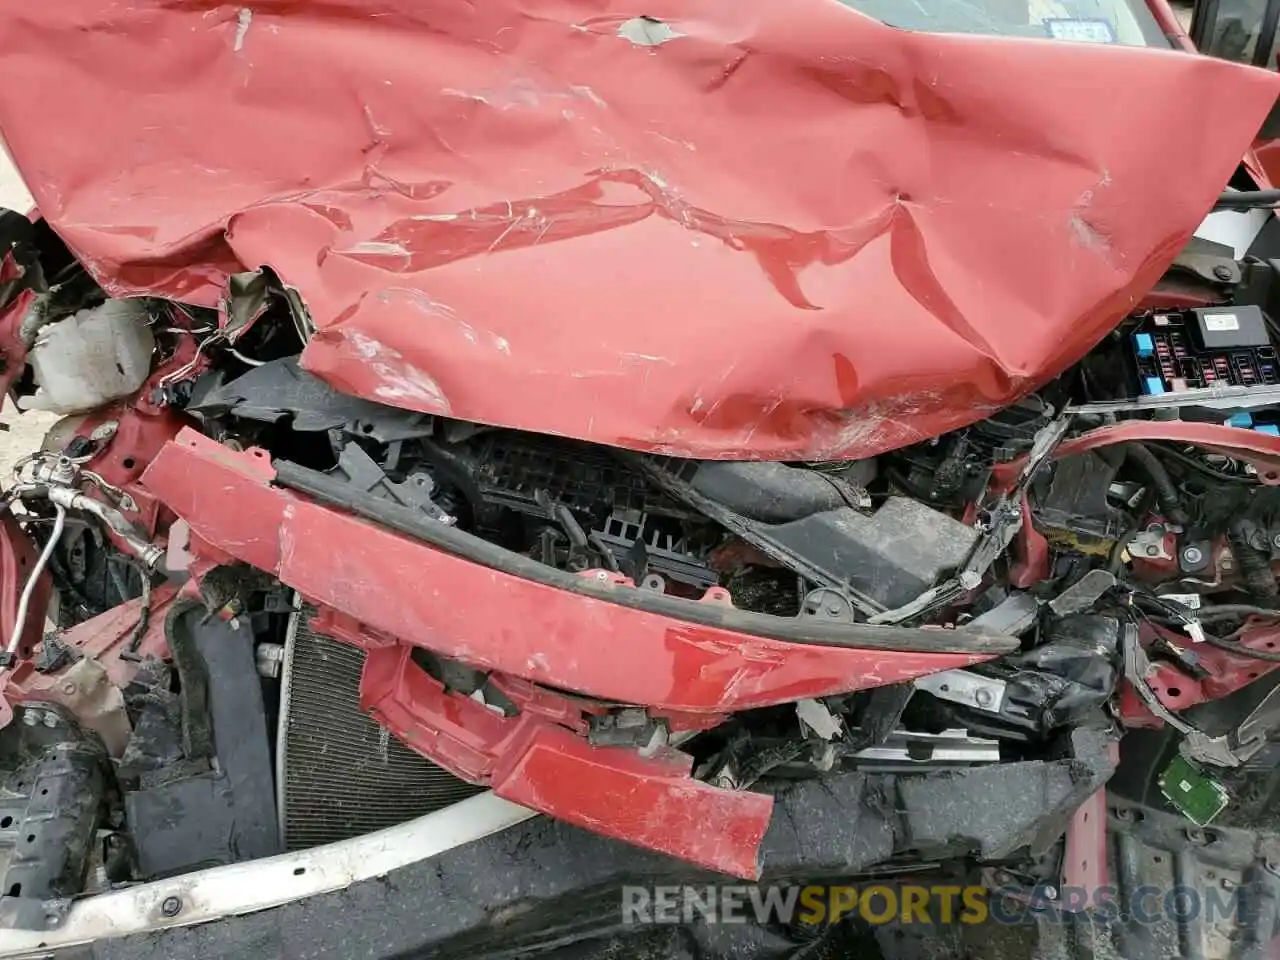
1229 520 1279 600
689 461 848 523
1125 444 1189 526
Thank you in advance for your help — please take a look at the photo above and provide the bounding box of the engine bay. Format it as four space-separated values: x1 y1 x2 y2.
3 218 1280 948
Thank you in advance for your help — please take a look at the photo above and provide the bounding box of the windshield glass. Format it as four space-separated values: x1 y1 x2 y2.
838 0 1172 48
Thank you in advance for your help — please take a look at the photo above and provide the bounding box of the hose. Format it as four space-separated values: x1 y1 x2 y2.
5 504 65 657
1125 443 1189 525
1229 519 1279 600
1198 631 1280 663
121 556 154 657
1150 444 1256 485
43 486 164 571
1142 599 1280 661
1108 490 1154 576
1191 604 1280 621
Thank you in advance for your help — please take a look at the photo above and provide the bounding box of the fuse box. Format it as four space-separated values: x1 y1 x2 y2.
1131 306 1277 396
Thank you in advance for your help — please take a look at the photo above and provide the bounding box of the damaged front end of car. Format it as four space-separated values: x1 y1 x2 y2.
4 1 1280 957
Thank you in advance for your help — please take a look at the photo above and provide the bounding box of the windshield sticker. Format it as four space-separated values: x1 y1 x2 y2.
1044 18 1118 43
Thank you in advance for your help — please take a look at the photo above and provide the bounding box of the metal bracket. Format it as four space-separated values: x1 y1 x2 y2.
914 669 1007 713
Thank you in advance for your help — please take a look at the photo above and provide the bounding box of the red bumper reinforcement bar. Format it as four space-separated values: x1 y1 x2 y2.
142 430 1017 875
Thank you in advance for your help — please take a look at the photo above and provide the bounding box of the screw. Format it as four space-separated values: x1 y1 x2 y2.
1213 265 1234 281
161 896 182 917
21 711 36 726
974 688 994 708
1181 546 1204 566
42 712 57 728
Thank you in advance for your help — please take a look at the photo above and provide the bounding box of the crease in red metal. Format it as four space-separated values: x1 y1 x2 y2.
0 1 1277 458
142 431 1005 713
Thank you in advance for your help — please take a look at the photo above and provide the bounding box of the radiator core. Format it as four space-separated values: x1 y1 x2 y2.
276 607 483 850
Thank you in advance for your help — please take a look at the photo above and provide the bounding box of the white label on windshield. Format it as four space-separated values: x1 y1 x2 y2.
1044 18 1117 43
1205 313 1240 331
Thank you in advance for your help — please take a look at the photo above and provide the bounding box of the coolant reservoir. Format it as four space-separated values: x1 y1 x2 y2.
19 300 155 414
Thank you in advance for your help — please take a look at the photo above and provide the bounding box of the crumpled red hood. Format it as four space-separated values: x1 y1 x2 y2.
0 1 1276 458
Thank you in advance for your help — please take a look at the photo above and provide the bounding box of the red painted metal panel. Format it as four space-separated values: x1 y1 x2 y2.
143 431 1007 713
0 2 1274 459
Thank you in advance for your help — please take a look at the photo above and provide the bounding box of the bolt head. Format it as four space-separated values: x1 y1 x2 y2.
21 711 36 726
1182 546 1204 565
1213 265 1234 281
161 896 182 917
974 689 994 707
42 712 57 728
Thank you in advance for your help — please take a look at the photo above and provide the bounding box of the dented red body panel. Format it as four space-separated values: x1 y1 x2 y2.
139 429 1009 875
144 430 1003 712
0 1 1277 459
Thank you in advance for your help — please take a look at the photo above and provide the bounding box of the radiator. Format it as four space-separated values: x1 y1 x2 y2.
276 606 484 851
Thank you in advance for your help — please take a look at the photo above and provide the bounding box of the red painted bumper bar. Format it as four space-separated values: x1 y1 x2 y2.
142 430 1015 875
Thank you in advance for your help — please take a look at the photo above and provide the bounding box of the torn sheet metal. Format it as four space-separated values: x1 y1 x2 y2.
0 2 1276 458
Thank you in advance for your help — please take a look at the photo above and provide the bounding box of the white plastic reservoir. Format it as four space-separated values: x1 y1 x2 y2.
20 300 155 414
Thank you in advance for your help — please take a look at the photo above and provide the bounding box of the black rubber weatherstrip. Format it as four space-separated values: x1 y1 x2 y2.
273 460 1017 655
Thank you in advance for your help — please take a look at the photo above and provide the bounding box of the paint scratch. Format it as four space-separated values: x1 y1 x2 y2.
233 7 253 52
